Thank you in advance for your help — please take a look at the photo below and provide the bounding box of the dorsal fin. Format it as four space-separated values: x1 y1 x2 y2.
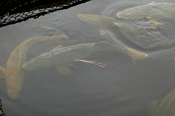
56 66 72 76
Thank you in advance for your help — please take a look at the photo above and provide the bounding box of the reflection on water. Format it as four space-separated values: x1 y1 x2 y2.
1 0 175 116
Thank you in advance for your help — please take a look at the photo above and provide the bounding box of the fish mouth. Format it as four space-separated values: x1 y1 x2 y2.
8 93 19 100
116 12 123 18
116 13 120 18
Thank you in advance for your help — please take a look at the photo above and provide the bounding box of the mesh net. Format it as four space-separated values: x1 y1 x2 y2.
0 0 91 28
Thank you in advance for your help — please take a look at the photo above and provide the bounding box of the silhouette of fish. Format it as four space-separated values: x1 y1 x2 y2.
0 35 67 100
77 14 172 47
148 88 175 116
22 41 148 75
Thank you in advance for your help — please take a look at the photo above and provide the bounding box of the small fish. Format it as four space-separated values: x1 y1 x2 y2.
0 35 67 100
77 14 172 47
148 88 175 116
22 41 148 75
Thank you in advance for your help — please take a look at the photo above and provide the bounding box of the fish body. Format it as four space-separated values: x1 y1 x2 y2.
22 41 148 73
148 88 175 116
77 14 172 47
0 35 67 100
116 3 175 20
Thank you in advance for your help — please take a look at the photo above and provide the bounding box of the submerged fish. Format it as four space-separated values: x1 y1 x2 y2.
117 2 175 20
22 41 148 75
148 88 175 116
0 35 67 100
77 14 172 47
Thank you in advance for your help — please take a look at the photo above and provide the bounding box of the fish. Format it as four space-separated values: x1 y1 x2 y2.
22 41 148 75
77 14 172 47
148 88 175 116
116 2 175 20
116 2 175 29
0 35 67 100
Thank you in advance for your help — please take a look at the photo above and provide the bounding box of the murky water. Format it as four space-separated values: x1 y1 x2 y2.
1 0 175 116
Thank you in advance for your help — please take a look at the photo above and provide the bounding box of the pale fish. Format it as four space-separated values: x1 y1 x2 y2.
0 35 67 100
22 41 148 75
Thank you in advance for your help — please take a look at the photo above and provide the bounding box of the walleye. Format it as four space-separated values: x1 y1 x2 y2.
148 88 175 116
77 14 172 47
22 41 148 75
0 35 67 100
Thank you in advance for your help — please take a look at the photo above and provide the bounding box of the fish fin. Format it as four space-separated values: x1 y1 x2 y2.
24 70 30 77
75 59 106 68
0 66 6 78
51 45 63 51
50 35 68 44
148 100 157 116
132 59 136 65
148 19 163 26
135 35 141 39
56 66 72 76
100 28 106 35
148 1 155 4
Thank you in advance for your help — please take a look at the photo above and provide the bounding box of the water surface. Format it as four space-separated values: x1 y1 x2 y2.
1 0 175 116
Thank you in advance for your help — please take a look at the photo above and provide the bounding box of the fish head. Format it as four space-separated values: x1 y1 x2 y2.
117 10 141 19
126 48 148 60
22 53 53 70
7 87 20 100
6 75 22 100
77 14 102 25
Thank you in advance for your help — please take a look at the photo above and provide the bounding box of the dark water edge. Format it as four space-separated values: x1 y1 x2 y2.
1 0 175 116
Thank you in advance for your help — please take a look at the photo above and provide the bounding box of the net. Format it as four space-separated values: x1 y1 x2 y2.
0 0 91 28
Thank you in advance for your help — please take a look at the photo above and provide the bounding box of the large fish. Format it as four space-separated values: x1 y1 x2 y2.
0 35 67 100
22 41 148 75
116 2 175 20
77 14 172 47
148 88 175 116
